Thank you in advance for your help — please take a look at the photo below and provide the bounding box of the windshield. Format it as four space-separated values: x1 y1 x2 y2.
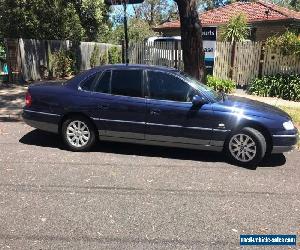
179 72 222 102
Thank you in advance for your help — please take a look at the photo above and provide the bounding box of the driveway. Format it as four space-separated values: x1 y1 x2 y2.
0 121 299 249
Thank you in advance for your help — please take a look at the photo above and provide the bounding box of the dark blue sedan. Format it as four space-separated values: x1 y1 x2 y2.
22 64 298 167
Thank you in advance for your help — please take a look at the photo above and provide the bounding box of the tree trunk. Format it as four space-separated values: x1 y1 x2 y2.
174 0 206 82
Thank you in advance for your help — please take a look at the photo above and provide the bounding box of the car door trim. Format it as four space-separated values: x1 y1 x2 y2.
91 117 214 131
23 109 61 117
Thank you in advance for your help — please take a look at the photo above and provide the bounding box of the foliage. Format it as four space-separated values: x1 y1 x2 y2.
50 50 74 78
90 45 101 68
0 44 5 62
109 19 157 44
247 74 300 101
270 0 300 11
108 46 122 64
220 13 249 43
0 0 110 42
207 75 236 93
132 0 178 26
266 31 300 56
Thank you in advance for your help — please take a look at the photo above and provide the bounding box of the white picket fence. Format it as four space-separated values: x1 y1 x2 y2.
128 41 300 85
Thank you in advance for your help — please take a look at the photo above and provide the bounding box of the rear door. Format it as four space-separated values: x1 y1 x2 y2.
91 68 146 140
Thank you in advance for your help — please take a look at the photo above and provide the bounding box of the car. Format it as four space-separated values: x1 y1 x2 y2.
22 64 298 168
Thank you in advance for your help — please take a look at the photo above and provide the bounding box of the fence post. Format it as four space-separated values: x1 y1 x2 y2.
258 42 265 78
174 41 178 69
121 40 125 64
229 41 236 80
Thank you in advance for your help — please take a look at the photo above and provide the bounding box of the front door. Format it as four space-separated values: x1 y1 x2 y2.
145 70 214 145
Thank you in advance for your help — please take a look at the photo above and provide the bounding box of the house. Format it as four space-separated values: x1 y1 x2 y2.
154 1 300 41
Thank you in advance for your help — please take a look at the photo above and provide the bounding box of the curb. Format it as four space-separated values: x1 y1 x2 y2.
0 113 23 122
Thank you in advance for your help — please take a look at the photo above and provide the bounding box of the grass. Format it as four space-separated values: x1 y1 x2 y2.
277 106 300 129
277 105 300 149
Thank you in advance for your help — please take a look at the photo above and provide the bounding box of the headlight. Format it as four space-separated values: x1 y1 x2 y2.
283 121 295 130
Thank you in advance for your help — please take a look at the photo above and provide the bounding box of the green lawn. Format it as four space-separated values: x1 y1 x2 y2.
277 106 300 129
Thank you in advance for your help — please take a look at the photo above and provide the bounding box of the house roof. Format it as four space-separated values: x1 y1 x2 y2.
155 1 300 30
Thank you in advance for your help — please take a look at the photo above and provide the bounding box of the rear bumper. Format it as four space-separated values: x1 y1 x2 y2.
22 109 60 134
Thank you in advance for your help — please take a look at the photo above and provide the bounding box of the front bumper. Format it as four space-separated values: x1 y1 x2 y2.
271 131 299 154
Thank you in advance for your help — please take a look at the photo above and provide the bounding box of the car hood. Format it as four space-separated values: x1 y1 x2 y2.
213 95 291 120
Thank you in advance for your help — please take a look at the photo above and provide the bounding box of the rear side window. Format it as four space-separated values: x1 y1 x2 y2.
111 70 143 98
80 73 98 91
94 71 111 94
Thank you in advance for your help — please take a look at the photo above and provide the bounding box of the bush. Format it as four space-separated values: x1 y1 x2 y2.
247 74 300 101
266 31 300 57
108 46 122 64
50 49 74 78
90 45 100 68
207 75 236 93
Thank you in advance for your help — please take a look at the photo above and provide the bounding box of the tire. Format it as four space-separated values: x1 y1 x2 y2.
225 127 267 168
62 116 96 151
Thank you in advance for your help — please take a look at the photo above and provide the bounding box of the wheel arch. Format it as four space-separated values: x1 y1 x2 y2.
59 112 98 136
226 120 273 154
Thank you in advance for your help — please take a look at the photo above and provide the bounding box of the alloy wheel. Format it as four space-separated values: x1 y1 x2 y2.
229 133 257 163
66 120 91 148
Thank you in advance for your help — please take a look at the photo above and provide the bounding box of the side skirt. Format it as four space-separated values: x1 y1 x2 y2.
99 134 224 152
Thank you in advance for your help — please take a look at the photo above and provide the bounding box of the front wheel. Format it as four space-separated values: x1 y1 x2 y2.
225 127 267 168
62 116 96 151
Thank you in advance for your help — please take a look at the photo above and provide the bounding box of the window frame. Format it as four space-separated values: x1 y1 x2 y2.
145 69 200 103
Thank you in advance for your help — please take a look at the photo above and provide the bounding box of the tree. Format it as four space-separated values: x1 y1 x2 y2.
0 0 110 41
220 13 249 43
174 0 206 81
132 0 178 26
271 0 300 11
110 18 157 44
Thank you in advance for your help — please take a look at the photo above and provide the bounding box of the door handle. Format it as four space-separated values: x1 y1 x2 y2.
150 109 160 115
99 104 109 110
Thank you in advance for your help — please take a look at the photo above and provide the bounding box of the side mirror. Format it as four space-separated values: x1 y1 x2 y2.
192 95 207 106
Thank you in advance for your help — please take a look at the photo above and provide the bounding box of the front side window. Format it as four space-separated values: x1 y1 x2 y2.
111 70 143 98
147 71 194 102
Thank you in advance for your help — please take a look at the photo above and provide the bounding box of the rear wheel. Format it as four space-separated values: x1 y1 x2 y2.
62 116 96 151
225 127 267 168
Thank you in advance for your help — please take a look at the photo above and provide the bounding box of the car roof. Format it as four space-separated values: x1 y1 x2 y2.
93 64 179 73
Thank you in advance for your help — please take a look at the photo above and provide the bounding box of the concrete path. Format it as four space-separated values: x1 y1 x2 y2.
233 89 300 108
0 84 28 120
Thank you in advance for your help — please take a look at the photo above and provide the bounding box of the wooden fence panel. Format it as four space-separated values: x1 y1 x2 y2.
263 48 300 76
213 42 232 80
232 41 262 86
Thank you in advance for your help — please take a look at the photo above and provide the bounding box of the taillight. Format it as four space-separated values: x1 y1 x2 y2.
25 92 32 107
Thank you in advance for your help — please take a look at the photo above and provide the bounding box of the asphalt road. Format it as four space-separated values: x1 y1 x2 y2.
0 121 299 249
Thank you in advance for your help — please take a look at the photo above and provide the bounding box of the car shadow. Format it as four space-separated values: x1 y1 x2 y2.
19 129 286 169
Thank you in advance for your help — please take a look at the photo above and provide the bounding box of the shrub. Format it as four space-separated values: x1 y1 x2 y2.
90 45 100 68
266 31 300 57
207 75 236 93
108 46 122 64
247 74 300 101
50 49 74 78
